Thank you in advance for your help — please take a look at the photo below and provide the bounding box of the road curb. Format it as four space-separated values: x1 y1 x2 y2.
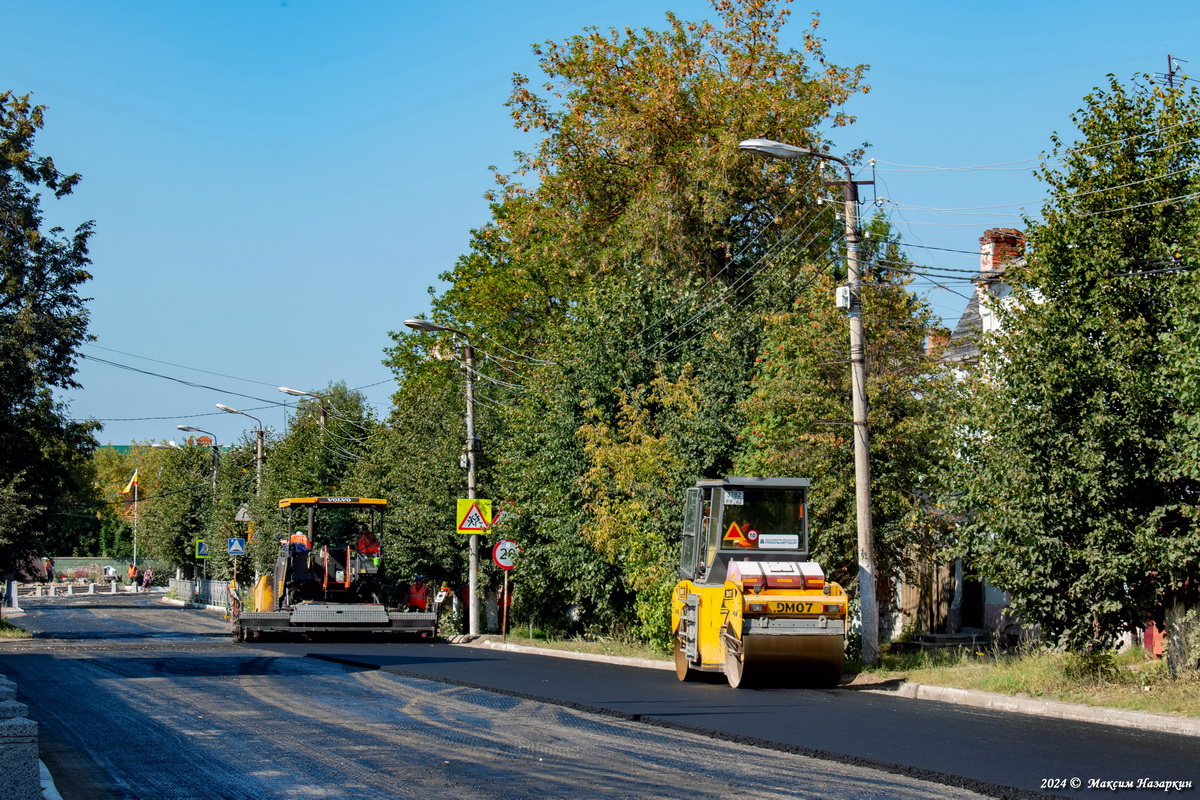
460 637 674 672
159 597 227 614
883 683 1200 739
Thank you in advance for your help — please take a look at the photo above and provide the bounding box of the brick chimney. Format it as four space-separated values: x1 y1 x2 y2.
979 228 1025 273
925 327 951 357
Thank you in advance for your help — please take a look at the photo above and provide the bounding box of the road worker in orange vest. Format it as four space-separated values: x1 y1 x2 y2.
289 530 311 553
406 576 430 611
355 524 380 556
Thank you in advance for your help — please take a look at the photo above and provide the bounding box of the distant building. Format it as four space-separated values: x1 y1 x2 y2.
945 227 1023 635
940 227 1025 366
897 228 1026 640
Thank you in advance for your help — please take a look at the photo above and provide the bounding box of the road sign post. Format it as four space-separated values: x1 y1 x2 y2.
195 539 208 582
492 539 519 643
492 540 518 569
227 538 246 589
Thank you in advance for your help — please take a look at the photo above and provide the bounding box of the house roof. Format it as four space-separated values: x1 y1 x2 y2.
942 292 984 364
940 260 1022 365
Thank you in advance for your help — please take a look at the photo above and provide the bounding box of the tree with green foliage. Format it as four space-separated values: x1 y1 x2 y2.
349 372 472 597
577 369 714 647
0 91 97 572
949 75 1200 659
385 0 872 642
200 437 259 582
500 0 865 281
135 442 214 575
736 215 950 613
91 446 139 558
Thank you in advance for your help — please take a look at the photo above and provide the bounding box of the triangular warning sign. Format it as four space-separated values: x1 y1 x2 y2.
456 498 492 533
723 521 745 545
458 503 489 532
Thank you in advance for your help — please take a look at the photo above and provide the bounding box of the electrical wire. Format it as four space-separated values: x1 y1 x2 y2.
871 256 986 276
897 241 993 258
82 344 282 388
884 166 1198 218
475 331 556 366
481 350 532 380
628 203 838 362
1063 190 1200 219
623 188 823 347
95 479 213 506
872 113 1200 173
468 388 515 414
874 262 990 283
463 361 526 392
655 244 840 363
79 354 288 407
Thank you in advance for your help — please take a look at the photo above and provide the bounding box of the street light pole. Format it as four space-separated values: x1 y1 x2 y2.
279 387 327 428
405 317 481 637
177 425 220 494
216 404 264 492
148 440 184 572
738 138 879 665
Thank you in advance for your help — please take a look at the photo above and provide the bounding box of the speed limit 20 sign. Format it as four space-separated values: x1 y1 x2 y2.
492 539 519 570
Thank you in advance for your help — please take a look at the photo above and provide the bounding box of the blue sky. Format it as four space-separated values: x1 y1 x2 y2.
6 0 1195 445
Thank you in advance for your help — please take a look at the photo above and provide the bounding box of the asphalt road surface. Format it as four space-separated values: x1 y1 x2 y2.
0 593 1195 799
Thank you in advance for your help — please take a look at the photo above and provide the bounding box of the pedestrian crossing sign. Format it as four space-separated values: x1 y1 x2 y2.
195 540 209 559
456 499 492 533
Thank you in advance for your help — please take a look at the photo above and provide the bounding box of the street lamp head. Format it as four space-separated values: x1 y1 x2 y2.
279 386 328 402
738 138 813 160
176 425 217 445
404 318 451 334
217 403 262 430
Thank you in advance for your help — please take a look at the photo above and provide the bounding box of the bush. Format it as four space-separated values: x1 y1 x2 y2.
1063 651 1119 684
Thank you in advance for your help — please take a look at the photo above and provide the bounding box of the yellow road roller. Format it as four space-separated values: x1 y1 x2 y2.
670 477 847 688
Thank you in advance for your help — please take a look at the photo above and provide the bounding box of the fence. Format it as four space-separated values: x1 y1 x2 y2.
169 578 231 609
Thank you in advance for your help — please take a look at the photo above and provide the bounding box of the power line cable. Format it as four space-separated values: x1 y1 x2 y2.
475 331 556 366
656 244 840 363
872 113 1200 173
94 480 213 506
628 203 837 362
625 190 818 345
1066 190 1200 219
79 354 289 407
82 344 283 388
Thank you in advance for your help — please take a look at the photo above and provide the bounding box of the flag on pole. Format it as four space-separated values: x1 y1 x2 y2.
122 470 139 494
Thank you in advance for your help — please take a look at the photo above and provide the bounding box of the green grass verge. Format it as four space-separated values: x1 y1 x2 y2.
0 618 31 639
865 646 1200 717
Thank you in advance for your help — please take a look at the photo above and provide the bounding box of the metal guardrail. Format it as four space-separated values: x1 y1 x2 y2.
168 578 230 609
